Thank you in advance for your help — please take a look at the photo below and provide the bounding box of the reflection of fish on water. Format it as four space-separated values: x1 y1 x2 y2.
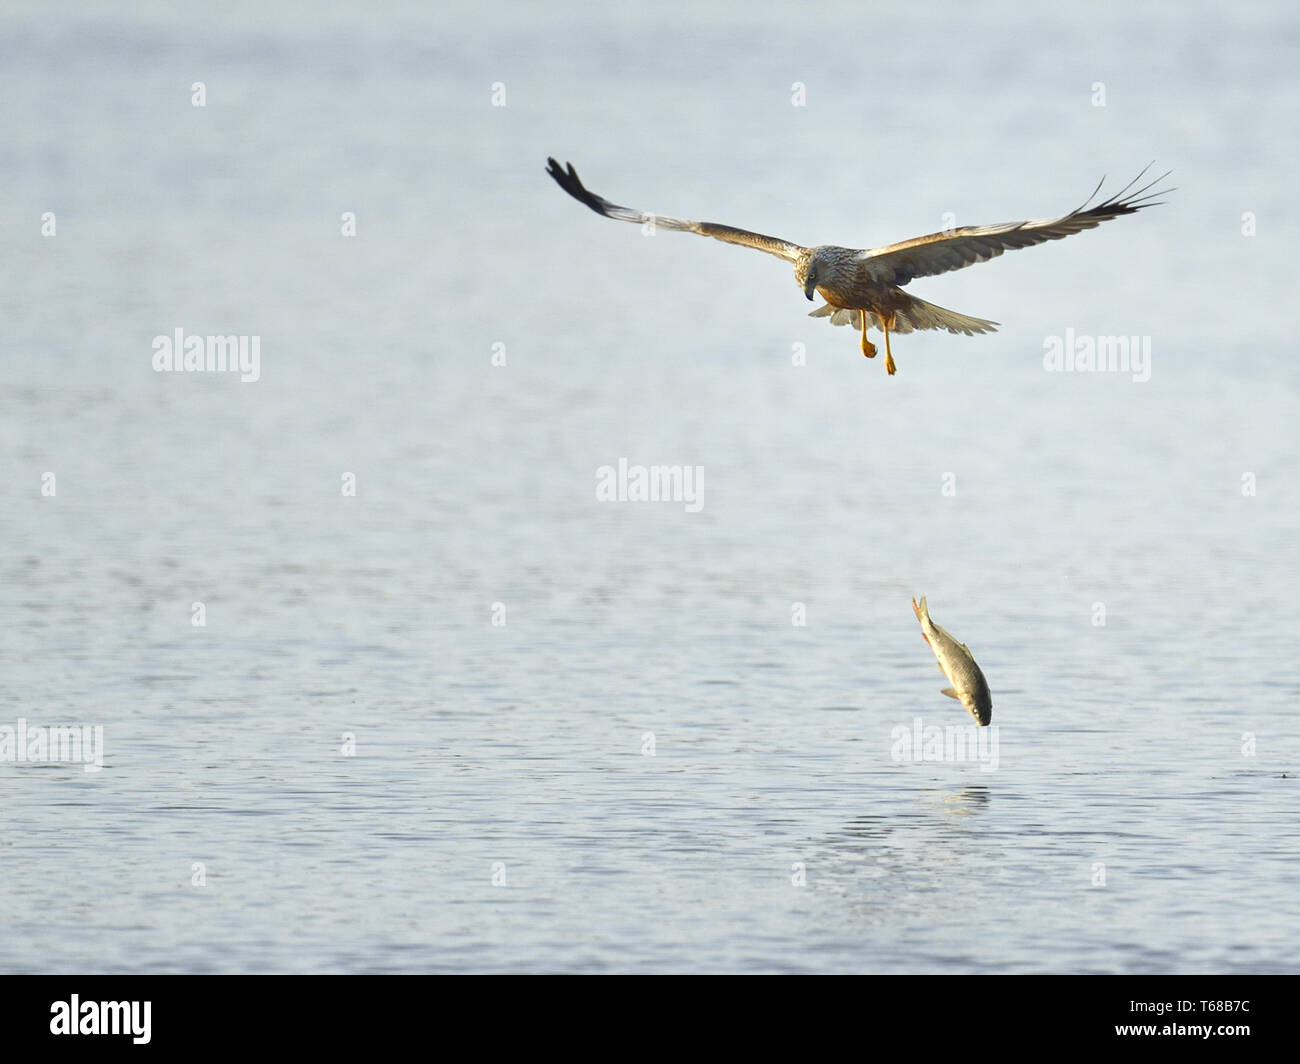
911 596 993 726
840 788 991 842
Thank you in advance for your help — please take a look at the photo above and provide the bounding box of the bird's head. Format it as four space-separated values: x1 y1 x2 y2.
796 246 847 301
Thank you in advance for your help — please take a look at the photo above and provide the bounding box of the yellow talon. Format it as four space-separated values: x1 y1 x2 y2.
858 311 876 358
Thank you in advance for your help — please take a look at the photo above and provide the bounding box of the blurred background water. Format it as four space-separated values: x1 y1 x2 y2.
0 0 1297 972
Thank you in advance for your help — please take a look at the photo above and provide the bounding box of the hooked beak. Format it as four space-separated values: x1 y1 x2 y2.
803 278 816 301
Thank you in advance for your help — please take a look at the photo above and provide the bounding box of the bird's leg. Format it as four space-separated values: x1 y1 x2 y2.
859 311 877 359
882 314 897 375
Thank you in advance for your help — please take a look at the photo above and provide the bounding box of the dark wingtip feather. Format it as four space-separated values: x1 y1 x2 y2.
545 156 576 191
1085 165 1175 218
544 156 610 216
1066 160 1180 218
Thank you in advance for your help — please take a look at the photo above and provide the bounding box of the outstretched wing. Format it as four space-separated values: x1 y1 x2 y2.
546 157 805 264
858 166 1173 286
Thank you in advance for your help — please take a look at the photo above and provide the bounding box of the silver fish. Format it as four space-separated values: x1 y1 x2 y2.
911 596 992 726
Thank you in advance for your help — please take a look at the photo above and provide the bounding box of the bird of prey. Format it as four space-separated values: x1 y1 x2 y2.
546 157 1170 375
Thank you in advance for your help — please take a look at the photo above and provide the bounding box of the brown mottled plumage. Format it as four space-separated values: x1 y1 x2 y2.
546 157 1171 375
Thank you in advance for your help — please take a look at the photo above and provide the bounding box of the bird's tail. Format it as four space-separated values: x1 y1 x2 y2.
810 297 998 336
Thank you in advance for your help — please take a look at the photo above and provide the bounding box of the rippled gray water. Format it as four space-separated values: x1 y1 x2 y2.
1 0 1297 972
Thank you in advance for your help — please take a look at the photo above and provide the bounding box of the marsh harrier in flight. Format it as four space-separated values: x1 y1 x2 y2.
546 157 1169 375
